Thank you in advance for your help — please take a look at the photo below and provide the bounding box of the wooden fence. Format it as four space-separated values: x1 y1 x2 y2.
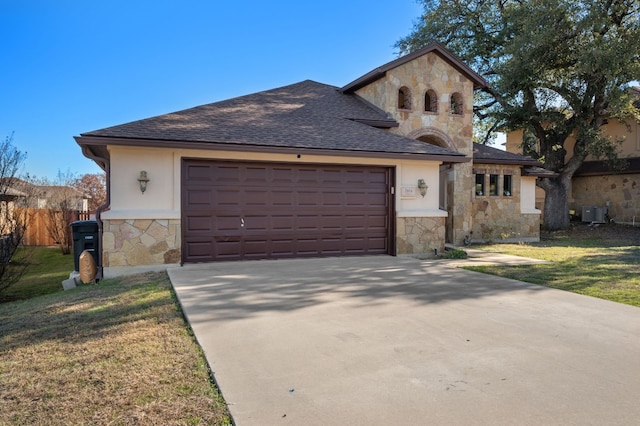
23 209 90 246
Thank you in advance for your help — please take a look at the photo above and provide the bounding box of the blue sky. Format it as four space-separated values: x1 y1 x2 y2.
2 1 424 180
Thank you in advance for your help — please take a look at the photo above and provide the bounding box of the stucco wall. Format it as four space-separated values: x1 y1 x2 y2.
101 146 450 271
505 119 640 217
505 119 640 162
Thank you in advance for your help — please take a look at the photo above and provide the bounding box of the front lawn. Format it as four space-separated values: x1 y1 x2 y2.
0 272 230 425
467 223 640 307
1 246 73 303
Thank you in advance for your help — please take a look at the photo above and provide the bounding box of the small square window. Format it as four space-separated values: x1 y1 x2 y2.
489 174 499 196
475 174 485 196
503 175 512 196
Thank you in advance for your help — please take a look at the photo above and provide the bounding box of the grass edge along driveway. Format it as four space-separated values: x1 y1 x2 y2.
466 224 640 307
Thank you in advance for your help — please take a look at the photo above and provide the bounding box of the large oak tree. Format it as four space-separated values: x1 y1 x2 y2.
397 0 640 229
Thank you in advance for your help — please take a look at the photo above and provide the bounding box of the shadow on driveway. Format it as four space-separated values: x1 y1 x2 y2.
169 256 546 322
169 255 640 426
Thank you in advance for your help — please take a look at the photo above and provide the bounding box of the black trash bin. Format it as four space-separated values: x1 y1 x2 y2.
71 220 99 272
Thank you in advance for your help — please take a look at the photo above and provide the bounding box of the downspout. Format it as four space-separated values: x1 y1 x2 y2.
80 146 110 281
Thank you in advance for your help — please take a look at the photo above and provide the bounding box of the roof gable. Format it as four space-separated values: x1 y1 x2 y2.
341 41 487 94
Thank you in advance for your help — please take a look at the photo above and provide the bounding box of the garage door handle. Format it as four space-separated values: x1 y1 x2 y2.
241 218 245 227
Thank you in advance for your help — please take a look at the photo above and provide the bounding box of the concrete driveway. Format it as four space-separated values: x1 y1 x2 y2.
168 255 640 426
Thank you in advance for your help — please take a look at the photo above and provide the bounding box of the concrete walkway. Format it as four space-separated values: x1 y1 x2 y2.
168 254 640 426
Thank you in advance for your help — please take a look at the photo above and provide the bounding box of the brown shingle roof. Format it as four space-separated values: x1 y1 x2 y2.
473 143 541 166
79 80 466 160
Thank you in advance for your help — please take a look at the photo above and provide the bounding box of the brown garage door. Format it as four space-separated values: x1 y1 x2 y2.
181 159 394 262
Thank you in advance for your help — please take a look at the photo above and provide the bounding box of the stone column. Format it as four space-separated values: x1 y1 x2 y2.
449 162 473 245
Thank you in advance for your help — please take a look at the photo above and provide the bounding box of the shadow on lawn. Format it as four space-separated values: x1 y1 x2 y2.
0 275 175 353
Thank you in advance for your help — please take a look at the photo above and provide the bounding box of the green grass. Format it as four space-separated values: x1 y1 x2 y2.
1 247 74 302
466 223 640 307
0 272 231 425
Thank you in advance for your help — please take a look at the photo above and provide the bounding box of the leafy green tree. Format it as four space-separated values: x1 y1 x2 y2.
397 0 640 230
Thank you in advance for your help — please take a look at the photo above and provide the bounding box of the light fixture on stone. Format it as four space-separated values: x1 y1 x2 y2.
417 179 428 197
138 171 150 194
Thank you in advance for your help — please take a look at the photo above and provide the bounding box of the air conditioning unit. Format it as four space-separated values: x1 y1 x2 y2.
582 206 595 222
593 207 607 223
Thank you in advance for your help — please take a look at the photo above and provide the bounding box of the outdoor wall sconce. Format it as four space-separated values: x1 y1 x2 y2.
417 179 428 197
137 171 150 194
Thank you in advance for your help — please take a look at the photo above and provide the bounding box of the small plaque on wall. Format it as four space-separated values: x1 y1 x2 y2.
401 186 417 198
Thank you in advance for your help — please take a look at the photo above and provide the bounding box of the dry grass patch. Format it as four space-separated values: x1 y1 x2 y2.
0 272 230 425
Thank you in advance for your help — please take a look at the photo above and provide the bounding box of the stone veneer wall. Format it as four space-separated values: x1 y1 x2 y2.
102 219 181 268
572 173 640 224
472 200 540 242
471 166 540 242
353 52 475 153
354 52 475 246
396 216 446 256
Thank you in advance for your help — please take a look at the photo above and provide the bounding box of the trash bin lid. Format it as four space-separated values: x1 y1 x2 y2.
71 220 98 231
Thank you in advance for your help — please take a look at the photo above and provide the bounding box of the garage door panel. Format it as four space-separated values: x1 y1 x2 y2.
214 216 241 232
297 191 322 206
270 191 295 206
187 190 213 206
185 165 213 182
182 160 393 262
271 216 295 230
214 166 243 183
321 192 343 206
185 241 215 259
244 216 270 231
244 191 269 207
186 216 214 232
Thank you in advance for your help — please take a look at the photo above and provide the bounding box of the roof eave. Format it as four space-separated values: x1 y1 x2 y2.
473 158 541 166
350 118 399 128
522 167 559 178
75 135 470 164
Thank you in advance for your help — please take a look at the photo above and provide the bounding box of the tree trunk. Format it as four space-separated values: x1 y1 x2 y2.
541 177 571 230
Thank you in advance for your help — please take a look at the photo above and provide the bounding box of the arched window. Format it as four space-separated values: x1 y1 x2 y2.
398 86 412 110
424 89 438 113
450 92 463 115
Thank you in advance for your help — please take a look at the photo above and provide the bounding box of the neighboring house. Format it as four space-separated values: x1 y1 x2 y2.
76 42 545 278
32 185 90 213
506 87 640 224
0 179 90 246
0 184 27 238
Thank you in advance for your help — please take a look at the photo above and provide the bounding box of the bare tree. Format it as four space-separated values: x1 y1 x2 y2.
0 134 32 296
37 170 84 255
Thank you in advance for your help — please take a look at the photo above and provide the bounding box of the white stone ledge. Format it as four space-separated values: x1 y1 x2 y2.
101 209 181 220
521 209 542 215
397 209 448 218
